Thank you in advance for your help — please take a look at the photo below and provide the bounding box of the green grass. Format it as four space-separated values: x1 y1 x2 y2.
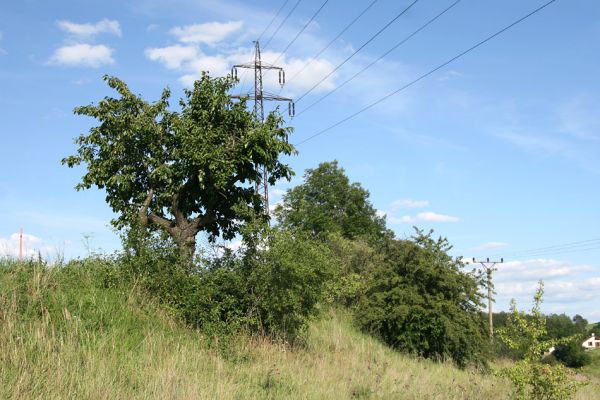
1 259 598 399
581 349 600 380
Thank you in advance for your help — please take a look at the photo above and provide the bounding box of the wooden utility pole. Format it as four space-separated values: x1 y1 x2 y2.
19 227 23 262
473 257 503 340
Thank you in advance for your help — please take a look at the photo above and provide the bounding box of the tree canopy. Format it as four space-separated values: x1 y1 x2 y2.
63 74 295 262
275 161 389 241
354 230 488 367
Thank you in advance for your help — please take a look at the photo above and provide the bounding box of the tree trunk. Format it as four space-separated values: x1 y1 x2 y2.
176 231 197 269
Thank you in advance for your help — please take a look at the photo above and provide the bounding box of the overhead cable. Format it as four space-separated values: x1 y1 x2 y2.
257 0 292 43
270 0 330 66
263 0 303 50
296 0 463 118
294 0 559 146
286 0 380 85
295 0 421 103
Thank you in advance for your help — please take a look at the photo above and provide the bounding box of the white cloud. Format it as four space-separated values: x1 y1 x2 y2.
0 233 66 260
72 78 92 85
495 259 594 284
470 241 509 252
276 55 337 94
145 39 337 93
170 21 243 45
57 18 121 38
391 199 429 209
488 258 600 320
388 211 459 224
48 44 115 67
145 45 198 70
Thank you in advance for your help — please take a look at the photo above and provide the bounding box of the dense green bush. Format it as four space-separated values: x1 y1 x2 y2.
553 339 592 368
354 230 488 368
245 229 335 339
121 227 334 341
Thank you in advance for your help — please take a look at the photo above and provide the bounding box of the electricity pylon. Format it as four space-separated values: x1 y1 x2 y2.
231 41 295 215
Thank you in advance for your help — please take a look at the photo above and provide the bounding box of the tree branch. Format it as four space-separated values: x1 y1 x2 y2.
138 189 154 227
148 213 175 232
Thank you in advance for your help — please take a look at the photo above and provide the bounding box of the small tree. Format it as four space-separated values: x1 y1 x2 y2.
63 74 295 264
354 229 488 368
497 282 586 400
275 161 391 242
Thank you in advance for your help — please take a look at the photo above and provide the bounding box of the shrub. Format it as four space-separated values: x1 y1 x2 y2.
553 339 591 368
354 230 488 368
122 227 334 342
245 229 335 340
497 282 587 400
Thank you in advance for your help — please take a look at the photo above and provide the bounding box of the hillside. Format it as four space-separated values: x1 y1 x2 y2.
1 260 598 399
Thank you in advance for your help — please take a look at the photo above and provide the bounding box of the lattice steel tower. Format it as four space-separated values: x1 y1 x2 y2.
231 41 295 215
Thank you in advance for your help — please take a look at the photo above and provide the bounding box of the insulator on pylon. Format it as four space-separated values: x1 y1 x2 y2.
231 67 238 79
279 70 285 86
288 101 295 118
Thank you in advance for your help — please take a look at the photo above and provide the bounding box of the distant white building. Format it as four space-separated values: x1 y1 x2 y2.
582 333 600 350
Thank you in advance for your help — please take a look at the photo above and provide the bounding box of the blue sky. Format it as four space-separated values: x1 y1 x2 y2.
1 0 599 321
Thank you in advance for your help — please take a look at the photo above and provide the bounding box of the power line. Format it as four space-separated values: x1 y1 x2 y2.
295 0 421 103
489 238 600 259
508 245 600 258
263 0 303 50
285 0 380 86
257 0 292 43
294 0 558 146
270 0 330 67
296 0 462 118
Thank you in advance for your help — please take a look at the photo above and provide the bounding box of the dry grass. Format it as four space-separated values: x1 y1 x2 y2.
1 261 597 399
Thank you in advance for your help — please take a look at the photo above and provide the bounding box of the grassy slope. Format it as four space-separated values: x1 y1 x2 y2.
1 260 598 399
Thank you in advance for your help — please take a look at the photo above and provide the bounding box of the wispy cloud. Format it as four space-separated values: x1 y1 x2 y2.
146 33 337 92
557 96 600 141
48 44 115 67
170 21 243 45
57 19 122 38
388 211 459 224
470 241 509 252
391 199 429 209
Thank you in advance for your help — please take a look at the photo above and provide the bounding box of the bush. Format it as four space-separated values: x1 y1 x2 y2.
553 340 591 368
122 227 335 342
354 230 488 368
497 283 587 400
245 229 335 340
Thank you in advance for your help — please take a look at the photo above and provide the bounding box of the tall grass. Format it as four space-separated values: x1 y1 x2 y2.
0 259 598 399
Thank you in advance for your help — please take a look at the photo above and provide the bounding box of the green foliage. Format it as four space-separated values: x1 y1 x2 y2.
546 313 585 340
497 282 587 399
571 314 588 334
63 74 295 262
245 228 336 339
354 229 488 368
588 322 600 336
553 340 592 368
275 161 390 242
322 233 382 306
122 227 334 341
